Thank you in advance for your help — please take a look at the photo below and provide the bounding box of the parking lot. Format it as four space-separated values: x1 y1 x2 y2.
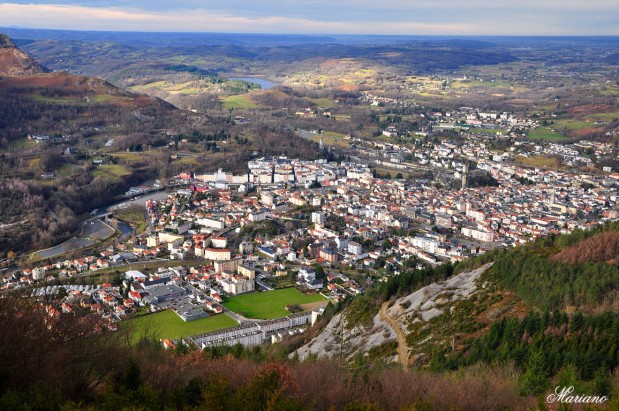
151 292 213 321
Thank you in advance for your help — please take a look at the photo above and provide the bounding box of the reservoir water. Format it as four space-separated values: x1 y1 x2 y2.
117 221 133 237
229 77 277 90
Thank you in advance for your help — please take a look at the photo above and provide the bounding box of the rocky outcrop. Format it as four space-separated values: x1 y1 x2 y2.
0 33 49 77
294 263 493 363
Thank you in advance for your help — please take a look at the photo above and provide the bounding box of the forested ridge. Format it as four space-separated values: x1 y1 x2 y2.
491 221 619 312
330 221 619 402
431 310 619 396
356 221 619 322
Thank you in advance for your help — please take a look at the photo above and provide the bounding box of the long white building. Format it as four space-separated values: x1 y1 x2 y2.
189 312 312 349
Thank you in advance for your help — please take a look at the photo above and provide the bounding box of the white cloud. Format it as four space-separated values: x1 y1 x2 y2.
0 2 616 35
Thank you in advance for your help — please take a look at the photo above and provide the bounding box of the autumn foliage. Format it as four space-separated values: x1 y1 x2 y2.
551 231 619 265
0 294 541 410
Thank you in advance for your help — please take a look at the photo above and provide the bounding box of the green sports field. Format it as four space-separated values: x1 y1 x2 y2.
126 310 238 342
223 288 327 319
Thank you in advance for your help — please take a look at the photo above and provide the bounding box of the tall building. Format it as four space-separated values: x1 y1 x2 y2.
461 163 468 189
311 212 325 225
261 192 274 206
221 276 254 294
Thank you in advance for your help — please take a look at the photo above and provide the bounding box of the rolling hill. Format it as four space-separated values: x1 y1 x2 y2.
0 32 184 143
0 33 188 255
0 33 48 77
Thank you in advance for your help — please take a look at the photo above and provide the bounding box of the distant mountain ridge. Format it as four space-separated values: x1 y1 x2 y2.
0 30 182 152
0 33 48 77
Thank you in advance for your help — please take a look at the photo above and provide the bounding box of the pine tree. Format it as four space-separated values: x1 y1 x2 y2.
593 368 612 397
518 351 549 395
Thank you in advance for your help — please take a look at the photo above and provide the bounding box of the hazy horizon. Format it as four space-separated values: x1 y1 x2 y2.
4 26 619 38
0 1 617 36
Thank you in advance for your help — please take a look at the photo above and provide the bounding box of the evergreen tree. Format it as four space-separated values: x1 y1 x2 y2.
593 368 613 398
518 351 549 395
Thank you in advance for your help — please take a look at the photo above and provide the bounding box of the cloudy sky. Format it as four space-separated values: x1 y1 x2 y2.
0 1 617 35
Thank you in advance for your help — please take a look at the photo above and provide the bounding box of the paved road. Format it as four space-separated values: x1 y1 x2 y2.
255 278 274 291
214 224 239 237
185 286 249 324
222 306 248 323
106 190 170 214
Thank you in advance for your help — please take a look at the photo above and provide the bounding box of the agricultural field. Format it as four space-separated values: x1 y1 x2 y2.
130 80 196 93
5 138 37 151
308 133 350 149
527 119 603 141
173 156 198 166
55 163 80 177
90 164 131 182
527 126 567 142
584 111 619 122
308 97 334 107
129 80 213 96
515 155 561 169
109 152 152 162
552 119 593 130
126 310 238 342
220 94 263 109
595 82 619 97
29 94 85 105
223 288 327 319
322 131 347 138
450 79 527 93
